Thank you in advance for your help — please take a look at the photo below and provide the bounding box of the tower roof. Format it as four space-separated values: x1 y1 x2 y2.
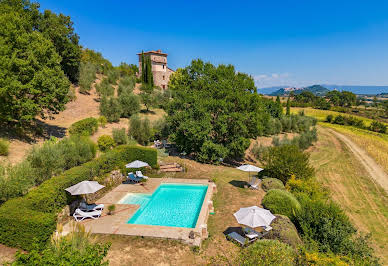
137 49 167 56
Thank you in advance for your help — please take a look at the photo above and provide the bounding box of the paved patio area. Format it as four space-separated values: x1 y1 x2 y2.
64 178 216 246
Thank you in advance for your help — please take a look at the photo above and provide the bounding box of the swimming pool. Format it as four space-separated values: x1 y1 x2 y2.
120 183 208 228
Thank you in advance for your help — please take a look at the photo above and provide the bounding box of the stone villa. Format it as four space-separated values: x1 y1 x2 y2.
137 50 174 89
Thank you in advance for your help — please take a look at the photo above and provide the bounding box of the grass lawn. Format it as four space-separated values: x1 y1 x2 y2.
309 126 388 264
95 157 265 265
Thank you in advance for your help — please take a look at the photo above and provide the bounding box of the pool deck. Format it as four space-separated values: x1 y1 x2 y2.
69 178 216 246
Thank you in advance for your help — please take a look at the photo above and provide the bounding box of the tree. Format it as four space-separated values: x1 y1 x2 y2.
0 11 70 124
286 97 291 115
141 52 154 86
128 115 151 145
166 60 278 162
37 10 82 83
140 84 155 112
99 97 122 122
119 93 140 117
259 145 314 183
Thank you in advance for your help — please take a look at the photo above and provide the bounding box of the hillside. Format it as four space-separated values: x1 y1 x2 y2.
269 84 329 96
260 84 388 96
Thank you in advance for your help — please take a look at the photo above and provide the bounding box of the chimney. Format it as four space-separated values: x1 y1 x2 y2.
157 49 161 53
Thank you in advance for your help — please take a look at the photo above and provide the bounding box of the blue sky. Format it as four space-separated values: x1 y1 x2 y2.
38 0 388 89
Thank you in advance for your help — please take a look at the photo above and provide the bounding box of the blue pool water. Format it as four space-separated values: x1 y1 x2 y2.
121 183 208 228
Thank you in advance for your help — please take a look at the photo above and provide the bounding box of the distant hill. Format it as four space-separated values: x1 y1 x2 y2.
320 85 388 95
268 85 329 96
258 84 388 96
257 86 285 95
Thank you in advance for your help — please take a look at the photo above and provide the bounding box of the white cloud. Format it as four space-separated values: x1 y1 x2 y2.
253 72 291 87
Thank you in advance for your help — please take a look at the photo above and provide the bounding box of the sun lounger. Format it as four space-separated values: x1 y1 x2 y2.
243 227 263 239
73 208 101 221
127 172 142 183
79 201 104 212
248 178 260 190
136 171 148 179
227 232 247 246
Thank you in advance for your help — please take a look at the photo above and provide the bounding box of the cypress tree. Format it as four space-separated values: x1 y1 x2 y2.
286 97 291 115
141 51 145 83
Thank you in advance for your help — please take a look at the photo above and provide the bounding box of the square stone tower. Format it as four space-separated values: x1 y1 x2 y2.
137 50 174 90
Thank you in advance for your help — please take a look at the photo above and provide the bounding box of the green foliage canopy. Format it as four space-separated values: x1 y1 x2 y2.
166 59 281 162
0 10 70 124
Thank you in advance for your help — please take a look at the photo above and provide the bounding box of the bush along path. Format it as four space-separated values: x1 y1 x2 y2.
326 128 388 193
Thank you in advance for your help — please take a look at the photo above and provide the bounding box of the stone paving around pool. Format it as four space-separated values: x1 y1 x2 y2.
64 178 216 246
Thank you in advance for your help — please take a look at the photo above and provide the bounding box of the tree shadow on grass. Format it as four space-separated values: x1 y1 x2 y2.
140 109 156 115
229 180 248 188
36 120 67 139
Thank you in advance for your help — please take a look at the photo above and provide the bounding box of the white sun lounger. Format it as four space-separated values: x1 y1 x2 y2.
79 202 104 212
73 208 101 222
248 178 260 190
136 171 148 179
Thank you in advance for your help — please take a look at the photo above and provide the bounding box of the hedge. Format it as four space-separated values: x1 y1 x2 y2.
261 178 285 192
0 145 157 250
262 189 301 219
68 117 99 136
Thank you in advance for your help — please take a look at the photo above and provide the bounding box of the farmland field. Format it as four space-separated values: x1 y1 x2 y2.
310 126 388 264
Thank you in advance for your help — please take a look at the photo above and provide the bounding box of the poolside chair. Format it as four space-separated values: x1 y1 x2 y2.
127 172 142 183
136 171 148 179
227 232 248 246
73 208 101 221
243 227 263 240
248 178 260 190
79 201 104 212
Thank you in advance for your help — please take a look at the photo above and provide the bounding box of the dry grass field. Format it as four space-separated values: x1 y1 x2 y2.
309 126 388 264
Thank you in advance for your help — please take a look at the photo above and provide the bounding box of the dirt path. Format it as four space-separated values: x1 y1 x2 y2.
326 128 388 193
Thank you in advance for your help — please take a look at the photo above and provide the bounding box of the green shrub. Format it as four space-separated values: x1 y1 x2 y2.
261 178 285 192
294 196 356 254
0 137 96 203
97 135 115 151
128 115 151 145
98 116 107 128
68 117 99 136
0 162 35 203
0 145 157 250
14 228 110 265
118 93 140 118
0 200 57 249
236 240 296 265
197 141 228 164
99 97 122 122
112 128 127 145
96 78 114 97
79 62 97 94
27 136 96 184
0 138 9 156
333 115 346 125
326 114 333 123
107 69 119 84
264 214 302 248
262 189 301 219
259 145 314 183
370 121 387 133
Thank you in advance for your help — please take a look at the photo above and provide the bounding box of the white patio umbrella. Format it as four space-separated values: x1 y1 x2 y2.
65 181 105 195
236 164 263 181
234 206 276 228
125 160 149 168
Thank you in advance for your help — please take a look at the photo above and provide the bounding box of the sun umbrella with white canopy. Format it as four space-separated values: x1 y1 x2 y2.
65 181 105 195
234 206 276 228
236 164 263 181
125 160 149 168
